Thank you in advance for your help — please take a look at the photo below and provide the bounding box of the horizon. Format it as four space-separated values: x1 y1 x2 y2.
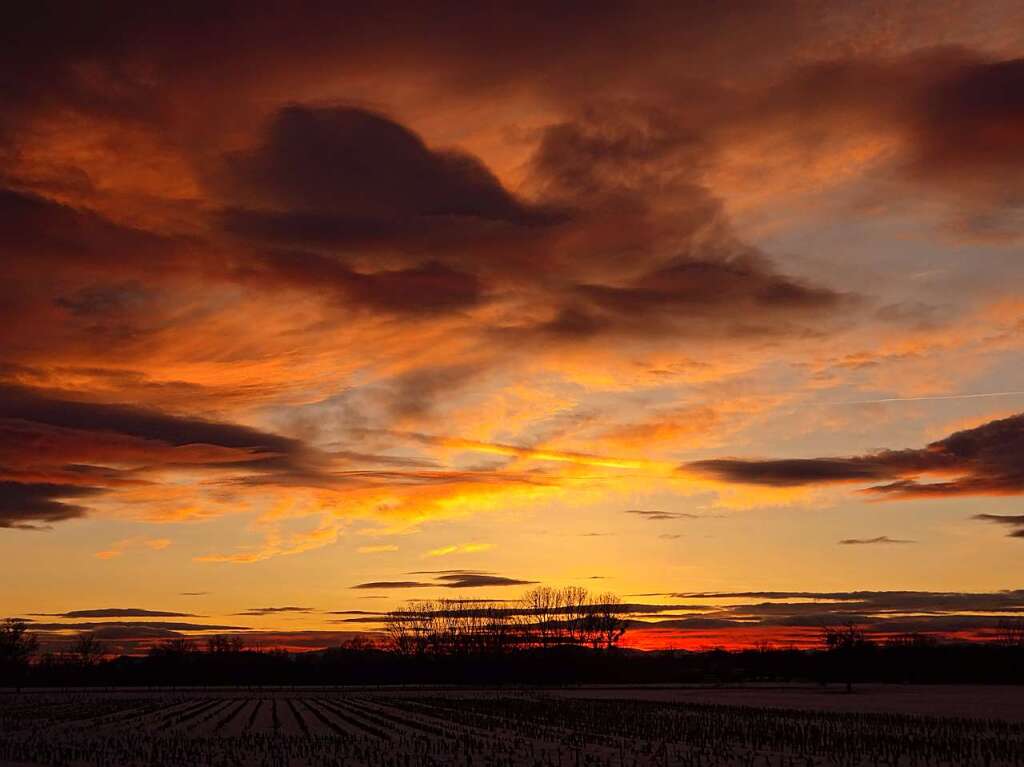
3 2 1024 658
10 585 1024 656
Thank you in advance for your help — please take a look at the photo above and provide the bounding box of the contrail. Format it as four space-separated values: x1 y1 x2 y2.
837 391 1024 405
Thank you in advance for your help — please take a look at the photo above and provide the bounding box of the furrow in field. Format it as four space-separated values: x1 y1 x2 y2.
344 696 456 738
311 697 392 740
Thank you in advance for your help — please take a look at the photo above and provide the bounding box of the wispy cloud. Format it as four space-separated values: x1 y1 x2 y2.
973 514 1024 538
235 606 316 616
398 433 670 470
357 544 399 554
423 542 494 558
625 510 698 521
94 537 172 560
836 391 1024 405
352 570 535 589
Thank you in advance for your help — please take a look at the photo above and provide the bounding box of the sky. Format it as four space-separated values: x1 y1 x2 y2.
3 1 1024 651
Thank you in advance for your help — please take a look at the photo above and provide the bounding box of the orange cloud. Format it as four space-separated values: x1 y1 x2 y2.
423 542 495 558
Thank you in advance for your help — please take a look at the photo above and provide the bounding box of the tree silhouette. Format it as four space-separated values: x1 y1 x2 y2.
996 618 1024 646
822 622 872 693
0 618 38 690
207 634 245 655
521 586 561 647
72 632 106 668
593 593 628 650
385 586 630 657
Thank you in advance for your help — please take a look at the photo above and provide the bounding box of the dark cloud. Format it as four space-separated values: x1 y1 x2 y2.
688 412 1024 498
329 616 386 624
688 457 898 486
625 509 699 521
0 22 863 376
34 608 197 619
0 383 331 527
0 481 98 529
433 573 538 588
219 105 538 225
235 248 485 315
212 105 569 316
618 589 1024 637
544 257 845 341
564 49 1024 238
671 589 1024 614
514 108 852 341
218 99 848 339
30 627 373 656
0 181 486 331
235 606 315 616
25 621 247 631
353 571 537 590
525 45 1024 242
896 53 1024 231
0 3 830 164
0 384 297 453
838 536 916 545
973 514 1024 538
0 191 193 362
351 581 430 590
636 617 749 630
0 189 178 274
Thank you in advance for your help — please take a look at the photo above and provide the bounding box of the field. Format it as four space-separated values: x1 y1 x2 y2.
1 686 1023 766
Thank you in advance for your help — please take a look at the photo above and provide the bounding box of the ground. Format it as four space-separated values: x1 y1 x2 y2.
1 685 1022 765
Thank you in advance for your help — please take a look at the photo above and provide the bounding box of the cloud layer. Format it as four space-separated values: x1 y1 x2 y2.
689 413 1024 501
353 571 537 590
2 3 1023 625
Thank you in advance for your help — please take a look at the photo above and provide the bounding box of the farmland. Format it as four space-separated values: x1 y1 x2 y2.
1 687 1023 766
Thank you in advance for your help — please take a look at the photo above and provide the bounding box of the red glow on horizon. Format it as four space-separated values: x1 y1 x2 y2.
619 627 998 652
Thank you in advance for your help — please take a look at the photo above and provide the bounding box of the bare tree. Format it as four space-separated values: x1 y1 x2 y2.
560 586 591 645
207 635 245 654
385 608 419 656
885 632 936 650
384 587 631 657
0 618 38 690
72 632 106 667
593 593 628 650
386 601 444 656
339 634 378 652
479 603 514 655
996 618 1024 647
149 638 198 661
520 586 561 647
822 622 871 693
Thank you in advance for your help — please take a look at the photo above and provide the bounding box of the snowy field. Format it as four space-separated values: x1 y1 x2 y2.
1 686 1022 766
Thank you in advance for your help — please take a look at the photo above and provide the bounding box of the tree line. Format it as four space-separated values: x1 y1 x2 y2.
385 586 628 656
3 607 1024 687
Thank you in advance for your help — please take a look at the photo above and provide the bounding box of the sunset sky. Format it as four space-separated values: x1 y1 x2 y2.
3 1 1024 651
